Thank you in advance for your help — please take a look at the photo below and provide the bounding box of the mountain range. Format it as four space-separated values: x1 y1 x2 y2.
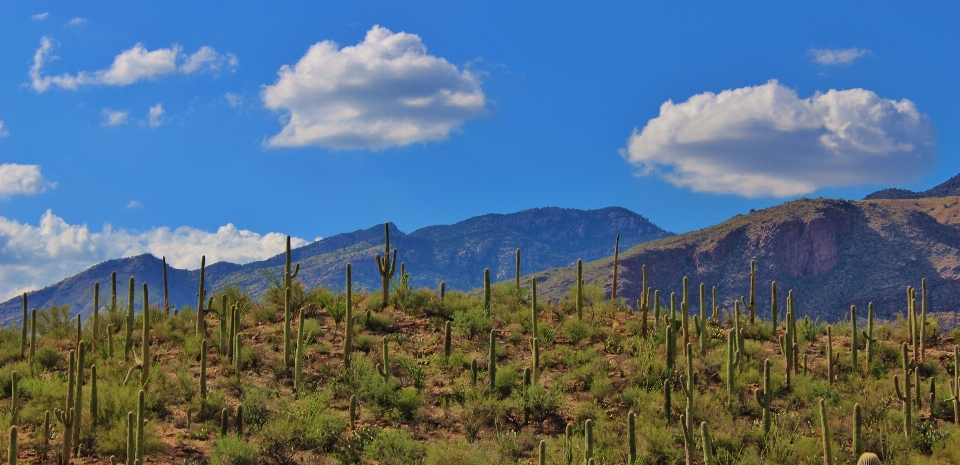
6 173 960 327
0 206 670 324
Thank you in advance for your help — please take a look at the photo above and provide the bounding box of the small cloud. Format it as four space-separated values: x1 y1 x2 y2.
809 47 872 65
30 36 238 93
67 17 87 26
621 80 936 198
148 104 164 127
126 200 144 209
0 163 57 199
101 109 129 126
224 92 243 107
261 25 486 150
0 120 8 137
31 12 49 21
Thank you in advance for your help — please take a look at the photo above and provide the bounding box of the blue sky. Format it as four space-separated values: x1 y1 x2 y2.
1 1 958 300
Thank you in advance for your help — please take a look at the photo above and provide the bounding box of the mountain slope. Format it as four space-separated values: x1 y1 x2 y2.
864 173 960 200
0 206 670 324
533 197 960 321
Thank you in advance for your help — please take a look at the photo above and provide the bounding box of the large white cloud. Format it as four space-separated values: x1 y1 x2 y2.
0 210 310 300
0 164 56 199
261 25 486 150
30 37 237 93
621 80 937 197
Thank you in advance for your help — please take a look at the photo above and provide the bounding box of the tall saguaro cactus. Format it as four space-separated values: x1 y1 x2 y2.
820 399 833 465
488 330 497 391
344 264 354 370
612 235 619 300
376 223 397 309
483 268 491 316
628 411 637 465
746 260 756 324
515 248 521 292
141 284 150 387
853 403 863 458
755 359 772 434
726 329 741 405
126 277 135 361
196 256 207 335
851 305 859 375
531 278 539 338
576 259 583 320
894 342 914 436
863 303 876 366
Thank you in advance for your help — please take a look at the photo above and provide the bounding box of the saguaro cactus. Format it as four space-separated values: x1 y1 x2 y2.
19 294 26 360
748 260 756 324
90 365 98 427
483 268 491 316
531 277 539 338
349 395 358 429
8 425 17 465
488 330 497 391
949 346 960 424
376 224 397 309
196 256 207 335
893 342 914 436
199 339 208 399
126 277 135 361
345 264 353 370
612 235 619 300
93 283 99 352
863 303 876 366
516 248 522 292
702 421 716 465
140 283 150 387
135 390 145 464
376 337 391 382
294 308 306 393
532 337 541 385
679 343 695 438
10 371 18 426
727 329 741 405
771 281 778 329
920 278 927 362
755 359 771 434
820 399 833 465
851 305 859 375
680 407 694 465
576 259 583 320
584 419 594 463
628 411 636 464
698 283 708 354
443 321 452 362
853 403 863 458
284 287 292 369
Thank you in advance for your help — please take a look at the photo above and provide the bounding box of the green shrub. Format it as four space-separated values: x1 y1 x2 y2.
563 318 591 345
212 435 257 465
365 428 425 465
34 345 62 370
453 306 492 340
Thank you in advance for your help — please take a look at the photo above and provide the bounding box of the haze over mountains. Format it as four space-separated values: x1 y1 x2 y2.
0 207 670 324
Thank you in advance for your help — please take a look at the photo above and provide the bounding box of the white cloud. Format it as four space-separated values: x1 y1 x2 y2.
621 80 937 197
30 37 238 93
101 109 129 126
0 120 8 137
148 104 164 127
126 200 143 209
224 92 243 107
0 210 309 300
31 12 49 21
67 17 87 26
261 25 486 150
0 164 57 199
810 48 872 65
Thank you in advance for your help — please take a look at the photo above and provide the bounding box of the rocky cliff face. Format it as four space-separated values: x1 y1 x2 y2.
535 197 960 323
